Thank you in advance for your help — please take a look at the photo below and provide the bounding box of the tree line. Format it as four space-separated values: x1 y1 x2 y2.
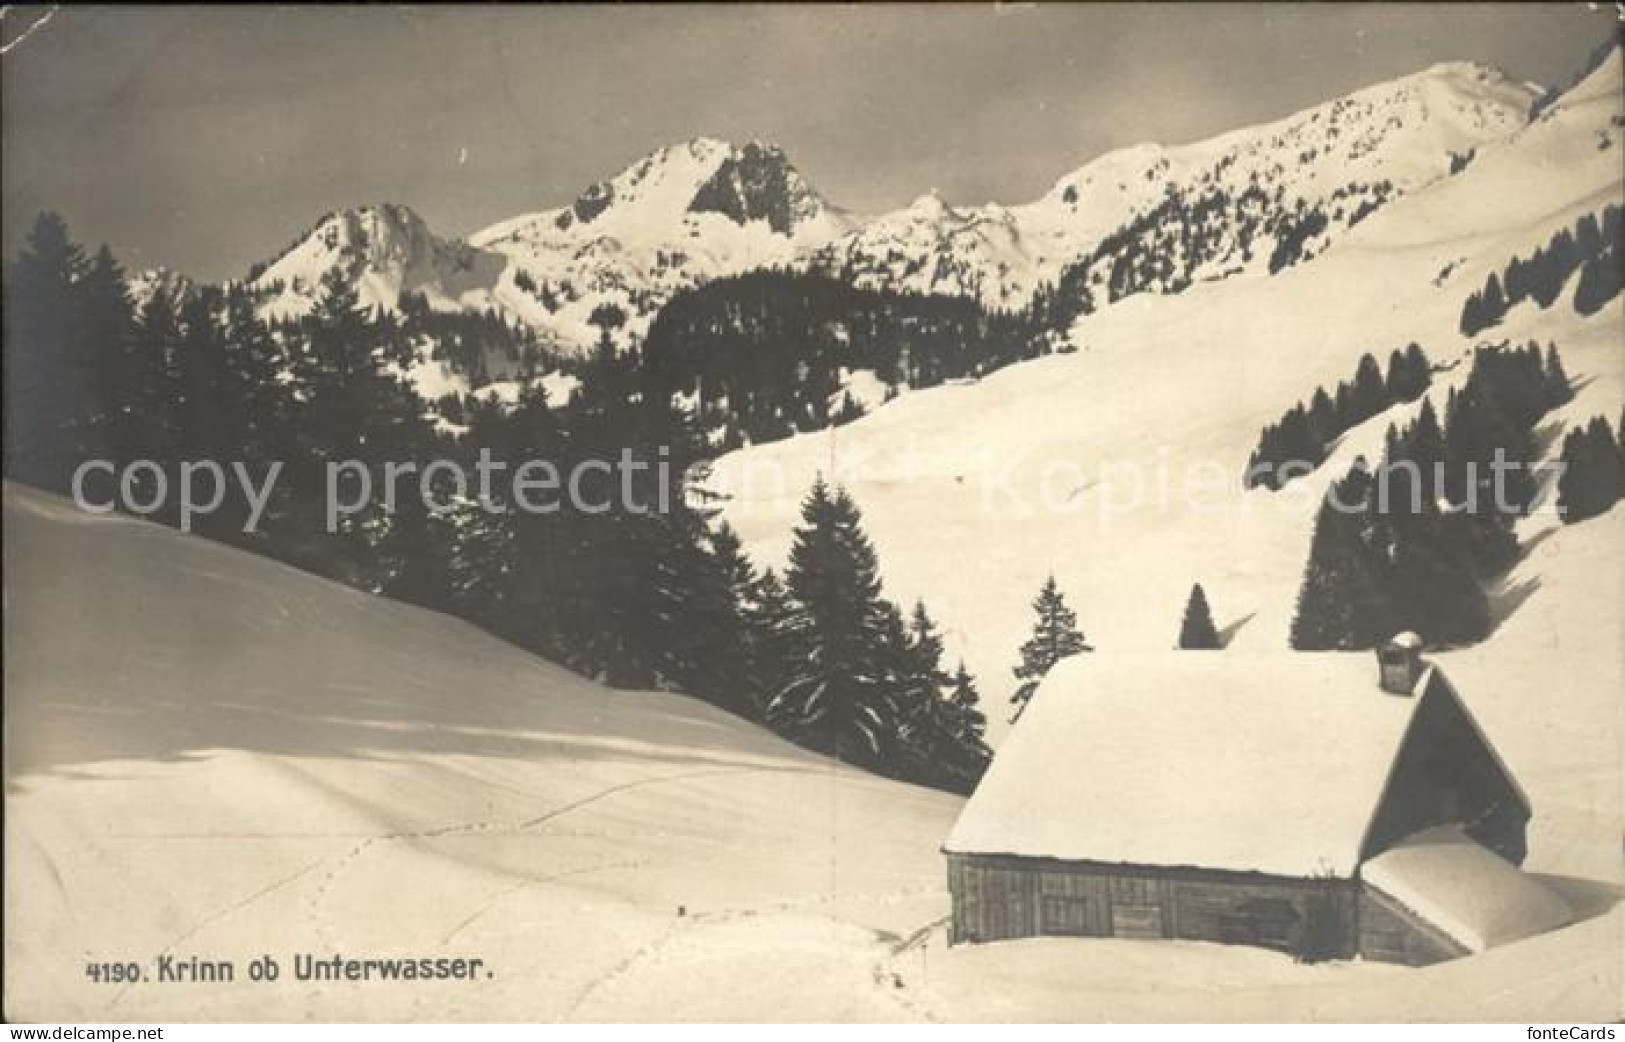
1290 342 1575 650
1244 344 1432 490
1459 205 1623 336
2 213 993 794
1556 412 1625 523
636 268 1043 451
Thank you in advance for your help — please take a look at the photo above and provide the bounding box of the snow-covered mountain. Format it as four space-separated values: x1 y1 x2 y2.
247 202 510 322
711 48 1624 742
212 62 1546 356
807 62 1539 309
468 137 856 350
126 265 196 312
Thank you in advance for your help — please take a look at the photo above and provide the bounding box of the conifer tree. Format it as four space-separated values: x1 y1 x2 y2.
1482 272 1507 326
287 269 432 583
76 245 137 468
1010 575 1090 722
377 491 455 611
175 291 229 465
1543 343 1574 408
1290 462 1392 650
887 600 945 779
942 662 991 785
1177 582 1222 649
4 213 90 490
1377 500 1491 644
1307 387 1339 443
1382 396 1446 510
772 478 898 764
1350 352 1389 424
743 566 798 716
1443 377 1534 512
906 656 993 795
1460 289 1485 337
645 503 757 712
123 286 184 497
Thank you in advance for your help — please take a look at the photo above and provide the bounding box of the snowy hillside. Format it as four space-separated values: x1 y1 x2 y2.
807 62 1537 309
5 472 1618 1021
3 483 960 1021
711 49 1624 745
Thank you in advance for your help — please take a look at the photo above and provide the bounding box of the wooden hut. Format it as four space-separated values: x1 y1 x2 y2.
943 635 1570 965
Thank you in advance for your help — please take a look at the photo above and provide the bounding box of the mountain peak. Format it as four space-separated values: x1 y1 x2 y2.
127 266 196 310
251 202 437 283
245 200 502 323
687 140 826 234
906 191 954 218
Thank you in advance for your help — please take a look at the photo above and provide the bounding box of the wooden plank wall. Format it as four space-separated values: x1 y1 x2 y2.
1358 885 1469 966
947 853 1359 960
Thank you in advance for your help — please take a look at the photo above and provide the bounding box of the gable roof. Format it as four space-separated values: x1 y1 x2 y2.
944 651 1501 878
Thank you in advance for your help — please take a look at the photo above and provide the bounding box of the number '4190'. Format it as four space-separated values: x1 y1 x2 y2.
86 961 143 984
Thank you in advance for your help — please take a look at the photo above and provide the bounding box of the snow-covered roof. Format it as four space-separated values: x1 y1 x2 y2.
1363 826 1572 952
944 652 1449 877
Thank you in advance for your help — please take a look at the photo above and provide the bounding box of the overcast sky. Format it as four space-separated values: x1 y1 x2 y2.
2 4 1615 281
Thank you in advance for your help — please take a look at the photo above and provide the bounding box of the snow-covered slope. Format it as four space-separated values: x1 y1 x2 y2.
711 49 1623 751
807 62 1538 309
5 477 1618 1021
2 483 959 1021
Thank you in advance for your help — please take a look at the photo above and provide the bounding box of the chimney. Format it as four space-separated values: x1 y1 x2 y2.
1376 631 1425 695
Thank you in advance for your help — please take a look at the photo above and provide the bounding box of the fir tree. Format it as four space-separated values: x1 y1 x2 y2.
377 491 454 611
1375 498 1491 645
942 662 991 784
1176 582 1222 649
646 503 758 713
1543 343 1574 408
888 600 948 781
1350 352 1389 424
122 286 184 499
175 291 229 465
1482 272 1507 325
1382 396 1446 510
772 478 899 764
1290 462 1392 650
1010 575 1091 722
1443 374 1535 512
287 269 434 584
913 659 993 794
4 213 90 490
743 567 798 717
1307 387 1339 443
76 245 137 468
